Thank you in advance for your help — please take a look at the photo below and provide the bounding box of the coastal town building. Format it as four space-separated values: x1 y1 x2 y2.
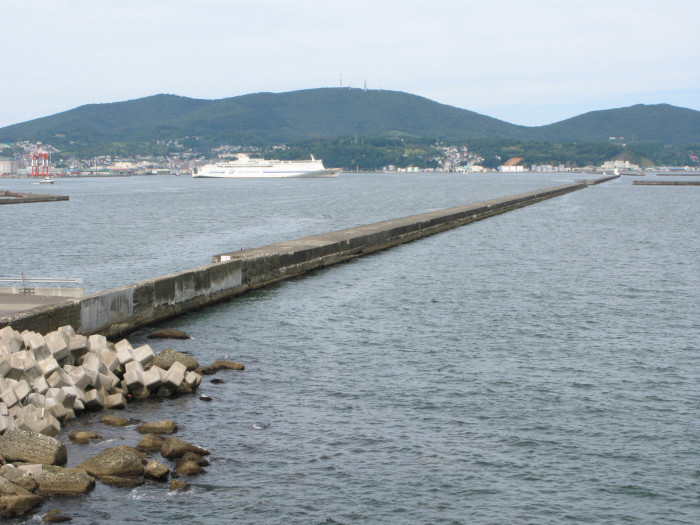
0 158 18 176
602 159 640 170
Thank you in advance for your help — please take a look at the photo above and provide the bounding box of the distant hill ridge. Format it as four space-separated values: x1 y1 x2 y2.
0 88 698 147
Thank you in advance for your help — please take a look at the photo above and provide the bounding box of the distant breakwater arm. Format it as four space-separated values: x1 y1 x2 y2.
1 179 609 338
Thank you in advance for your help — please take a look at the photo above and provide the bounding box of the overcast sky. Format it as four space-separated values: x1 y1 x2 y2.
1 0 698 129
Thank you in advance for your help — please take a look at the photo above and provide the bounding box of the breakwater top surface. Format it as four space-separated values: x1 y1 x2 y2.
0 173 698 523
0 190 69 205
1 180 585 337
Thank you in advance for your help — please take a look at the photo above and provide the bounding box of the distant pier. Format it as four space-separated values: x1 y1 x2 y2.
0 177 616 338
633 181 700 186
0 191 69 205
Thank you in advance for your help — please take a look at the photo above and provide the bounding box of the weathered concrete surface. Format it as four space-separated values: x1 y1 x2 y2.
584 174 620 186
0 294 74 317
1 181 597 338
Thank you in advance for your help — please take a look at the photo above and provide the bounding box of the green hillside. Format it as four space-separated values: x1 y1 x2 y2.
532 104 700 144
0 89 698 156
0 89 526 148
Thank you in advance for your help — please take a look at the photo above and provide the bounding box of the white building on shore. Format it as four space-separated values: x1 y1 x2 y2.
0 159 18 176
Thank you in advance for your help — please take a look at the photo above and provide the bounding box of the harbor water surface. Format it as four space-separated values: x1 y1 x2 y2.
1 173 698 524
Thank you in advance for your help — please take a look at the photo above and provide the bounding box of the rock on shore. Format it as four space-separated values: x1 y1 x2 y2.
0 428 67 465
0 324 242 519
0 419 213 519
77 447 144 482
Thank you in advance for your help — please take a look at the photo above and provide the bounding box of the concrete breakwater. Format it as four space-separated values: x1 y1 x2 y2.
633 180 700 186
0 191 69 205
1 181 595 338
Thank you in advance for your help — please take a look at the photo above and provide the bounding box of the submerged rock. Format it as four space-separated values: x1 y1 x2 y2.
147 329 190 340
99 415 132 427
68 430 102 445
173 459 204 477
169 479 188 491
160 437 210 459
136 420 177 435
42 508 73 522
136 433 165 452
98 475 144 488
144 459 169 481
0 494 44 518
198 360 245 375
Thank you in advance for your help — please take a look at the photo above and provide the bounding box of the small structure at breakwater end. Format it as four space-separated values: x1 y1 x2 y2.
0 191 69 205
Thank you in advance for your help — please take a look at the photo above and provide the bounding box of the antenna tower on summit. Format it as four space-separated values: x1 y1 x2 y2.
339 74 343 88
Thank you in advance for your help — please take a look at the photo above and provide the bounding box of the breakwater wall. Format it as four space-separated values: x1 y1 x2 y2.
1 181 589 338
0 192 69 205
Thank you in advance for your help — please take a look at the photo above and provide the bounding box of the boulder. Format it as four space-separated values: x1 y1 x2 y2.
174 452 208 477
198 360 245 375
98 475 144 488
136 433 165 452
0 465 37 492
169 479 188 491
174 458 204 477
136 420 177 435
0 494 44 518
147 329 190 340
179 451 210 466
42 508 74 523
160 437 210 459
68 430 102 445
151 348 199 371
118 446 148 461
99 414 131 427
144 459 169 481
77 447 144 479
0 475 33 496
0 428 67 466
38 469 95 495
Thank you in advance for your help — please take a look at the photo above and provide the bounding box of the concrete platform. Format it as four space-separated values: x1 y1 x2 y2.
0 294 73 316
0 192 69 205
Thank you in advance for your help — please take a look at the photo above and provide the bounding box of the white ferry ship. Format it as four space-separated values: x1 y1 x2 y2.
192 154 339 178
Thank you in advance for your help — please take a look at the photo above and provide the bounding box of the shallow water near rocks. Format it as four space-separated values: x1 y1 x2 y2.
1 173 698 524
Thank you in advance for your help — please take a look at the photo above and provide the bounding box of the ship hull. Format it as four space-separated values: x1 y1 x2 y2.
193 157 339 178
193 168 338 178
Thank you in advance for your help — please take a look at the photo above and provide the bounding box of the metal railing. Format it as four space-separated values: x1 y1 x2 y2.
0 276 83 295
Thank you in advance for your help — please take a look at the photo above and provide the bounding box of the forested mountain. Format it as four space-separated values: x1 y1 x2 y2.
1 88 697 154
530 103 700 144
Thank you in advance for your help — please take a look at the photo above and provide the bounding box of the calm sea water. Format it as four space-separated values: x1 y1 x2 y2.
1 173 698 524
